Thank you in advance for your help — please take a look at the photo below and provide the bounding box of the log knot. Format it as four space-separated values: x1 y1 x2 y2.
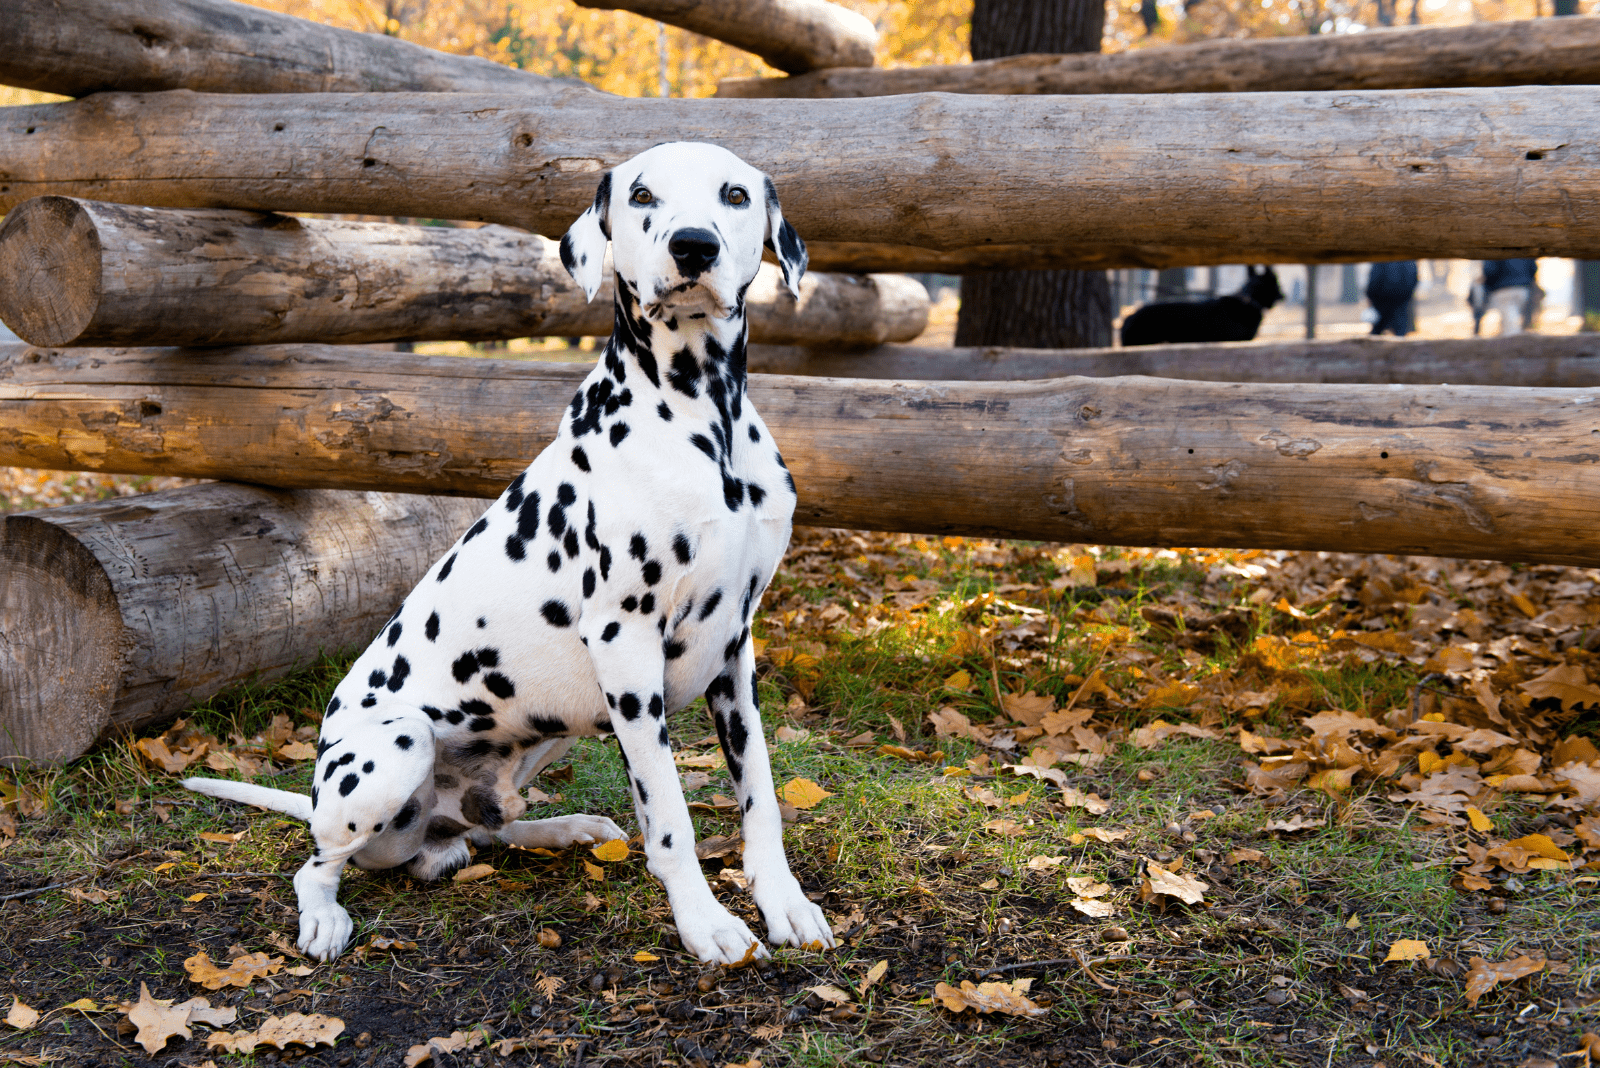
1258 429 1323 458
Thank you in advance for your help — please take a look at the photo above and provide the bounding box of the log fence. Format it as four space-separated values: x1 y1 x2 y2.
3 0 1598 762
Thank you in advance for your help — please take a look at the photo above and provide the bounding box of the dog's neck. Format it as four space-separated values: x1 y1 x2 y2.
605 271 750 414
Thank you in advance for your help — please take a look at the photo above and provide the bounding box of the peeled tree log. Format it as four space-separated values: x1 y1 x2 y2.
0 197 926 347
573 0 876 74
716 17 1600 98
0 0 588 99
2 88 1596 271
0 482 485 766
747 334 1600 386
2 341 1598 569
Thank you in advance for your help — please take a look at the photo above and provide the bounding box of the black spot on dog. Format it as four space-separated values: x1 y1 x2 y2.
672 534 692 564
425 612 440 641
610 422 630 446
423 705 443 721
640 593 655 614
541 600 572 627
599 545 612 580
564 529 580 558
742 574 759 619
437 553 456 581
505 473 525 511
391 798 418 830
748 425 760 442
663 639 685 660
629 533 648 560
622 595 638 613
361 695 377 708
723 474 745 511
444 707 465 725
452 651 480 683
583 568 597 597
668 349 700 397
642 560 662 585
339 773 360 797
649 694 664 718
547 503 567 539
362 760 375 773
469 715 497 732
558 483 577 506
395 735 414 750
571 445 591 472
327 695 341 715
484 672 515 699
689 434 716 461
661 833 671 849
658 724 670 747
744 797 754 813
387 621 403 646
748 483 766 507
505 534 526 561
634 776 648 804
724 628 749 662
596 719 614 733
601 621 620 642
368 669 387 688
477 616 487 628
547 550 563 573
348 822 356 831
518 491 542 541
463 517 488 543
657 401 673 421
528 714 567 736
460 785 504 829
387 655 410 692
698 590 723 621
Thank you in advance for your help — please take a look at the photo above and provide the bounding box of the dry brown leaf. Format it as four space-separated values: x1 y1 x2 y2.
807 984 852 1006
1521 664 1600 711
403 1027 488 1067
778 778 833 809
877 744 943 764
125 984 197 1054
183 949 285 990
1066 876 1112 898
858 960 889 996
276 740 318 761
198 830 245 844
1141 862 1208 905
134 736 209 775
1131 720 1220 749
1069 898 1117 917
1025 855 1069 872
5 999 39 1030
773 726 810 744
1002 691 1055 726
982 819 1030 837
1078 827 1130 844
1464 954 1545 1007
65 887 116 904
932 980 1046 1017
1264 814 1327 833
1383 939 1431 963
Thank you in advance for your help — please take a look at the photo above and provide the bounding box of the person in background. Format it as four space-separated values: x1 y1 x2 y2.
1365 260 1418 336
1481 258 1539 336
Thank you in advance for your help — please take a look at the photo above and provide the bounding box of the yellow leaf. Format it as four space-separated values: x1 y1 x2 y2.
778 778 833 809
807 984 852 1006
152 862 176 873
858 960 889 996
452 863 496 883
1143 863 1207 905
1465 806 1494 832
1025 855 1068 872
633 951 660 963
5 998 40 1030
590 839 630 862
877 744 944 764
125 983 194 1053
932 980 1046 1017
982 819 1029 837
254 1012 345 1050
184 950 285 990
198 831 246 844
944 669 973 692
1383 939 1431 963
276 740 318 761
61 998 99 1012
1345 914 1362 930
583 860 605 881
1500 833 1570 863
1464 955 1545 1007
185 892 210 903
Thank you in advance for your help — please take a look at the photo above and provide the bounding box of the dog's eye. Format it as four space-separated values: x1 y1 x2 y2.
726 187 747 205
631 188 653 205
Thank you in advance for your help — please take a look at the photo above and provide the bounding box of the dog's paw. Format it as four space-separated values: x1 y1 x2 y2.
297 904 354 962
496 814 626 851
752 876 836 951
676 903 769 966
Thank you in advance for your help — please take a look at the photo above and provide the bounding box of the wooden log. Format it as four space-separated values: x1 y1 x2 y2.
2 88 1595 270
716 17 1600 98
0 197 926 347
1 341 1597 569
0 0 588 100
0 482 485 767
574 0 876 74
747 334 1600 386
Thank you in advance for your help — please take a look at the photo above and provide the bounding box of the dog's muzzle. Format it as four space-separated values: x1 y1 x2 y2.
668 228 720 277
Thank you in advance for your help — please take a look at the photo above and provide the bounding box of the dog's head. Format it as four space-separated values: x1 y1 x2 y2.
560 142 807 322
1245 265 1283 310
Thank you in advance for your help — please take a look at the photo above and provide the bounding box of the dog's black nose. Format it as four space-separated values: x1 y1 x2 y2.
668 228 720 275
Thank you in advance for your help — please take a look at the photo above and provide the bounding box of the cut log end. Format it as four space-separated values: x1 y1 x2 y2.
0 196 104 347
0 512 124 767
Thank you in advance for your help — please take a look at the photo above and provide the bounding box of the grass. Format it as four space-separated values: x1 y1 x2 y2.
2 533 1598 1067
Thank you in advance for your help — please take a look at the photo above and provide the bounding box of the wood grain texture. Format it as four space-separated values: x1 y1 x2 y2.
573 0 877 73
0 197 926 347
0 0 588 99
0 482 485 766
746 334 1600 386
716 17 1600 97
2 87 1593 269
1 341 1597 567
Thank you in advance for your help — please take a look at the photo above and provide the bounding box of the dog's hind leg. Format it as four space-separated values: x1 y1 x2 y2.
707 640 835 951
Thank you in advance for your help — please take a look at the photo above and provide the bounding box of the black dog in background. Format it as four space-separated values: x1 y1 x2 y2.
1120 266 1283 346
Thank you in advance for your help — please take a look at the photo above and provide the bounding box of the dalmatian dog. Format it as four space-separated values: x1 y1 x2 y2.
183 142 834 966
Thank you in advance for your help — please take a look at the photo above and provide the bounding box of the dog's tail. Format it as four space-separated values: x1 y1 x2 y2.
182 777 313 822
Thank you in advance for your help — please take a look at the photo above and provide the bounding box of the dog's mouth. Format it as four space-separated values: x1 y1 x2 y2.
641 277 735 322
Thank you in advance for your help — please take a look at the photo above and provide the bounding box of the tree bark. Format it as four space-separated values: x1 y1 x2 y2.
746 333 1600 385
3 88 1599 269
716 17 1600 97
954 0 1112 349
0 0 588 100
0 197 926 347
2 341 1597 569
571 0 877 74
0 482 485 767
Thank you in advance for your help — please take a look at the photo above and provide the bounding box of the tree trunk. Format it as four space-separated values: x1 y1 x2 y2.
0 197 926 347
0 482 485 767
571 0 877 74
745 333 1600 385
2 341 1597 570
954 0 1113 349
4 88 1600 270
0 0 589 100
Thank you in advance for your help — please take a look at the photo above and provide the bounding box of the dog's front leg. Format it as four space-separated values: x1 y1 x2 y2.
585 627 762 964
292 843 360 961
707 644 835 952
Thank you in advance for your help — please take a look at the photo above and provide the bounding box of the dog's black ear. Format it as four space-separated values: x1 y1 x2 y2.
762 175 806 298
560 171 612 302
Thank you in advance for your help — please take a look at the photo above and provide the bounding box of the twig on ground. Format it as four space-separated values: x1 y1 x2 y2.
0 876 88 902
